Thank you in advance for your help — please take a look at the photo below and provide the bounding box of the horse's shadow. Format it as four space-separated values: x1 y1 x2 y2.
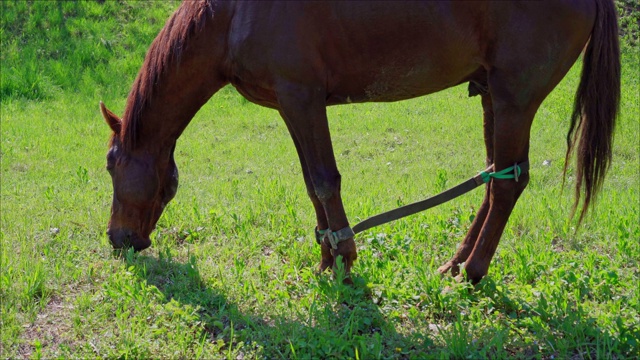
125 251 425 358
122 250 636 358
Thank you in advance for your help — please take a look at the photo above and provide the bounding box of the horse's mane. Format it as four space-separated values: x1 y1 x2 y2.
118 0 214 150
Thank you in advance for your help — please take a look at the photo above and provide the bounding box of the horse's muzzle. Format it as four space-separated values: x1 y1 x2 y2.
106 228 151 251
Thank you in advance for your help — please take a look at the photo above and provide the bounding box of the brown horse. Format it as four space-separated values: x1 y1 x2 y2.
101 0 620 283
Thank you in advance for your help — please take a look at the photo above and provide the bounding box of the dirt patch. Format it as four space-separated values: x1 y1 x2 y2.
18 295 75 358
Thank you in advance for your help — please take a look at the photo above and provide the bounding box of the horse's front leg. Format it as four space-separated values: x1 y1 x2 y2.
280 113 334 272
277 83 357 281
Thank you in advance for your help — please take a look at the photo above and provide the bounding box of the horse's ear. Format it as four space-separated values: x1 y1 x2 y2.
100 101 122 134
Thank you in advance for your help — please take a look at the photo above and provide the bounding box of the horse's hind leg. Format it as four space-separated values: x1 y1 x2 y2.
462 72 544 283
438 93 494 277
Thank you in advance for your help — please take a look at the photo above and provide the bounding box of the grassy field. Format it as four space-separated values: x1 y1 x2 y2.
1 1 639 359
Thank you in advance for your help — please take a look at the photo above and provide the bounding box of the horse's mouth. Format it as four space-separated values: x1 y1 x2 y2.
107 228 152 251
106 207 160 252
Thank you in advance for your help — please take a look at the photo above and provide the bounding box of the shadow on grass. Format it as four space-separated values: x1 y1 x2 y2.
118 247 637 358
472 278 639 358
124 251 428 359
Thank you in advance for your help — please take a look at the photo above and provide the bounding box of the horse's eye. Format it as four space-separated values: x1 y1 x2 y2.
106 156 116 172
106 146 118 172
106 155 117 173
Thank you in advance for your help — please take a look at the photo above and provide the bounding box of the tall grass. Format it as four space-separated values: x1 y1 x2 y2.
1 1 179 100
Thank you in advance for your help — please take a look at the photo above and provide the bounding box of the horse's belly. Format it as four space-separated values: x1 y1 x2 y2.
327 62 478 104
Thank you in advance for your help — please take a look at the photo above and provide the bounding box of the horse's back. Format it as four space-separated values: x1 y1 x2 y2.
222 0 596 106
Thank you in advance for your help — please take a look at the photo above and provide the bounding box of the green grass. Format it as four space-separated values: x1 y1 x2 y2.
1 1 639 359
1 0 180 100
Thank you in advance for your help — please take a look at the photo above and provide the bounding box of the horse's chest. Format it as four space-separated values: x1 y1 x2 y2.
230 79 279 109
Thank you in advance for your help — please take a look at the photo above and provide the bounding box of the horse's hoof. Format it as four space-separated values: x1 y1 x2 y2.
318 260 333 273
437 261 460 277
463 265 485 285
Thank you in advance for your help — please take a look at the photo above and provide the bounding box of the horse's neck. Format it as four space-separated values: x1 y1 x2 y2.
136 76 218 150
128 11 231 153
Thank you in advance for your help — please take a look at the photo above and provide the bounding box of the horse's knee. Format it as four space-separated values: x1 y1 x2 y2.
306 186 319 201
313 173 341 202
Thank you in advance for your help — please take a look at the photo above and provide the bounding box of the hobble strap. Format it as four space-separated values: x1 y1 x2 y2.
479 162 526 183
315 227 327 245
324 226 355 250
353 160 530 234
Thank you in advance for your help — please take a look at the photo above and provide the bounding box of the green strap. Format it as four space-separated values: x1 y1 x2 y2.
479 164 522 183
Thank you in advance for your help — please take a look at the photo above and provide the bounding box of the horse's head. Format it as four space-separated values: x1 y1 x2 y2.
100 102 179 251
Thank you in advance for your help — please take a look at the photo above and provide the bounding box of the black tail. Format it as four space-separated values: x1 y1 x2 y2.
564 0 621 223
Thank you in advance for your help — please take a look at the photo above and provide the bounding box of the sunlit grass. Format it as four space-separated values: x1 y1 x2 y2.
3 61 638 357
1 1 638 358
